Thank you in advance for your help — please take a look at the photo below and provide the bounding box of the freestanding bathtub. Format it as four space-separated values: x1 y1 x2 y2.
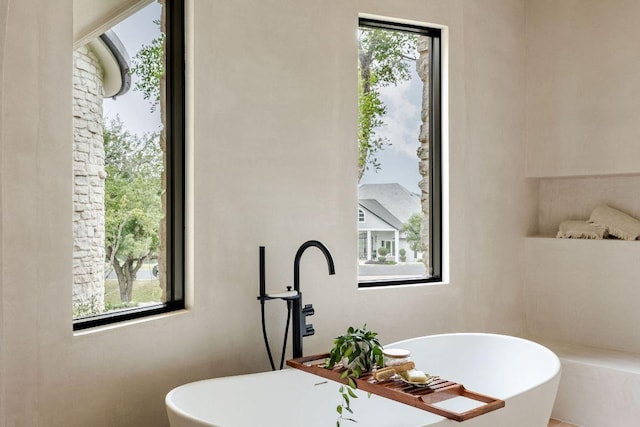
166 333 561 427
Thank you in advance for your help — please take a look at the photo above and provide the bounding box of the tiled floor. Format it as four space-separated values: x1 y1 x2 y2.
548 419 578 427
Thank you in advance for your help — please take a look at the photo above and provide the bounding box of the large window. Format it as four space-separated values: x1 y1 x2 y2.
72 0 185 329
357 18 441 287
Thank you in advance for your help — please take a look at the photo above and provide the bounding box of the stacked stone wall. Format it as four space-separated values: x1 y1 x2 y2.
72 45 106 313
416 36 431 274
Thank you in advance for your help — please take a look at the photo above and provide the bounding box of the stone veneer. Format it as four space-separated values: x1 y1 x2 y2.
416 36 431 273
72 44 106 313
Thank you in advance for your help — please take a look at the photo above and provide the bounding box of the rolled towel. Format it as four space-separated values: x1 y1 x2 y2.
588 204 640 241
556 220 608 239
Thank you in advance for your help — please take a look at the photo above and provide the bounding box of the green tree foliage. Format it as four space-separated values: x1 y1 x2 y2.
358 27 416 181
104 117 162 303
130 20 165 112
403 213 422 255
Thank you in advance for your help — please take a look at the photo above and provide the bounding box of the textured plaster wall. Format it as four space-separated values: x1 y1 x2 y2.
0 0 526 425
74 0 152 47
526 0 640 178
524 0 640 352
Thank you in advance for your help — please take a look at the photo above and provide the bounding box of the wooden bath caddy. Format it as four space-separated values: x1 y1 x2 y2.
287 353 505 422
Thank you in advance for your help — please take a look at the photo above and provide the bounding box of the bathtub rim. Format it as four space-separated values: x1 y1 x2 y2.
165 369 292 426
387 332 562 400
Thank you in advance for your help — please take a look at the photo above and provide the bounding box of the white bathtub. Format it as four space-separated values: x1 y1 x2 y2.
166 333 560 427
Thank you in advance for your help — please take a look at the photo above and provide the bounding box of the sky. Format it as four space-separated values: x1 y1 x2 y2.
359 57 424 195
102 2 162 137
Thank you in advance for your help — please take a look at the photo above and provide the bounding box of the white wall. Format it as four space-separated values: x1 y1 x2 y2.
526 0 640 178
524 0 640 353
0 0 526 425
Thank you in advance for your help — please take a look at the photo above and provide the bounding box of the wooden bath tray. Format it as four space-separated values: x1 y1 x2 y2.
287 354 504 422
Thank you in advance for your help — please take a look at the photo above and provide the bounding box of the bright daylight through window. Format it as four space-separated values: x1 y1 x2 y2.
72 0 184 328
357 19 441 287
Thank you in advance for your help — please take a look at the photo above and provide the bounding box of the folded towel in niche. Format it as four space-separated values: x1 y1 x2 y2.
556 220 608 239
588 204 640 240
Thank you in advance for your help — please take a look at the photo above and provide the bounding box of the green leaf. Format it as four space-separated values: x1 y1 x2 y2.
352 366 362 378
329 324 385 425
344 346 353 358
348 377 357 389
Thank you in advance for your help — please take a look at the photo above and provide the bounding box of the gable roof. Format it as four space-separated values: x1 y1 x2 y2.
358 183 420 224
359 199 404 230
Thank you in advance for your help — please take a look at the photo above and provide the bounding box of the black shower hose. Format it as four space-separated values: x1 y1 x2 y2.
260 298 293 371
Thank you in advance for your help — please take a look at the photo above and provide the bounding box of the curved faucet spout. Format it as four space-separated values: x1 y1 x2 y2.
293 240 335 292
292 240 335 359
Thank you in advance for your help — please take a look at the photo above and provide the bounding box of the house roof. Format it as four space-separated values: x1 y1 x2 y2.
358 183 421 224
359 199 404 230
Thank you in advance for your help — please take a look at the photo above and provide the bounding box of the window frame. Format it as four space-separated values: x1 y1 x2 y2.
357 18 442 288
73 0 186 330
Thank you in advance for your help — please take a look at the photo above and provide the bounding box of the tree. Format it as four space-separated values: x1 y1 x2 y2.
129 19 169 301
403 213 422 257
358 27 416 181
104 117 163 303
130 20 165 113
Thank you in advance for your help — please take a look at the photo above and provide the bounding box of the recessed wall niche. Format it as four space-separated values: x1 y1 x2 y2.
529 174 640 237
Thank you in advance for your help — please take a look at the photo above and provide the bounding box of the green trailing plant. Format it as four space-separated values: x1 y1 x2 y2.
335 382 358 426
326 325 384 426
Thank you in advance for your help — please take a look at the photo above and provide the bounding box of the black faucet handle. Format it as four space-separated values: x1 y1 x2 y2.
304 323 315 337
302 304 314 317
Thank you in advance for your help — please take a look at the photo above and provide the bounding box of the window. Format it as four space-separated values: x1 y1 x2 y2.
357 18 441 287
358 209 366 222
72 0 185 329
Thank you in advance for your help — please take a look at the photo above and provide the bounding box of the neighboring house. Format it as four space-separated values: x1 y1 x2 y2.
358 183 422 262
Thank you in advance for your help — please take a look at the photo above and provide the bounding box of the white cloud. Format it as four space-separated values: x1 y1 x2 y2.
360 61 425 192
376 71 423 159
